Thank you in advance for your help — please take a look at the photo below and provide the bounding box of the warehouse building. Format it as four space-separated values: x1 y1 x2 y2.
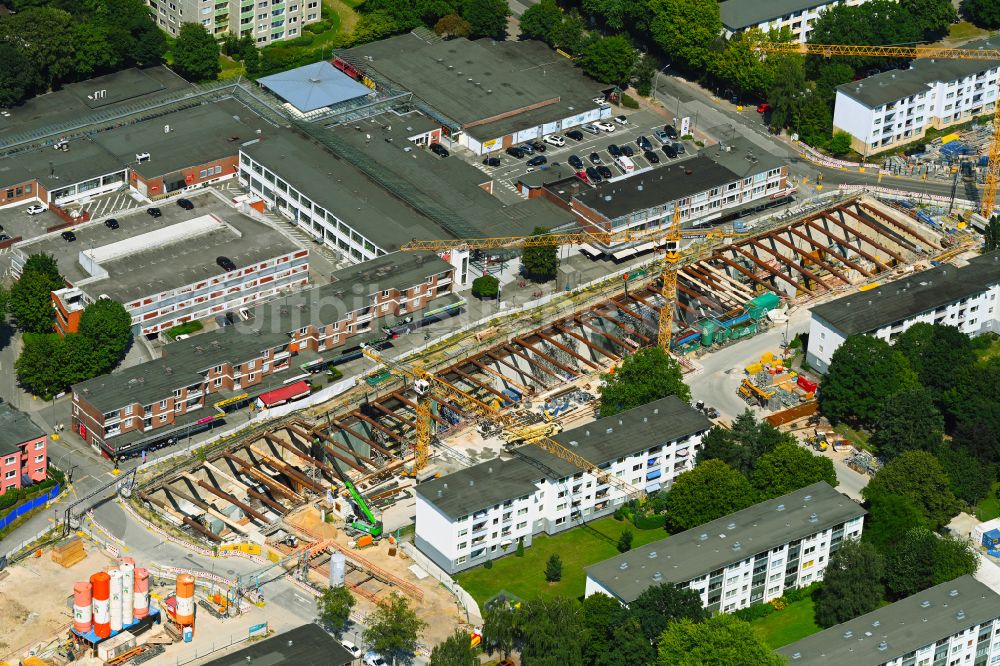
777 575 1000 666
806 251 1000 372
415 396 712 574
585 482 865 613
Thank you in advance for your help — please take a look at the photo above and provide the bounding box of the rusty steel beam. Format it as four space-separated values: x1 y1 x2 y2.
710 254 773 289
815 214 895 269
749 239 829 290
612 299 657 326
448 367 509 402
858 201 937 249
787 224 872 277
189 476 271 523
556 324 620 361
247 445 326 493
727 244 810 293
333 417 395 457
588 310 652 343
327 419 393 460
373 401 416 427
202 461 288 514
697 262 756 301
684 266 743 307
139 491 221 542
486 350 551 386
512 338 580 377
286 422 376 467
535 329 601 369
768 232 851 284
469 358 533 394
263 432 334 474
352 412 404 443
833 208 908 262
391 392 446 425
221 453 303 501
576 316 636 351
676 281 725 313
502 344 563 378
840 205 919 254
166 484 251 534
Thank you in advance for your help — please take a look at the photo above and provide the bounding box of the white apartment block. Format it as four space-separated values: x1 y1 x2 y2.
585 482 865 614
806 251 1000 373
719 0 881 43
147 0 320 44
414 397 712 574
834 38 1000 155
778 575 1000 666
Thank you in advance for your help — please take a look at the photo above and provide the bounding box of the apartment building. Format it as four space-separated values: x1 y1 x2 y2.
806 251 1000 372
0 404 48 495
415 396 713 574
585 482 865 613
834 37 1000 155
719 0 882 43
778 575 1000 666
146 0 320 44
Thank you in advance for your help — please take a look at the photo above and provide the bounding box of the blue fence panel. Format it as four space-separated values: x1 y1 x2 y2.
0 483 61 531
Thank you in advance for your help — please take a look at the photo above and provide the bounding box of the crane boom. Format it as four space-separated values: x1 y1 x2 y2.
761 42 1000 218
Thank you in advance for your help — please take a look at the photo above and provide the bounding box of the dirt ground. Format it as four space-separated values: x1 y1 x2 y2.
285 505 340 540
0 546 118 660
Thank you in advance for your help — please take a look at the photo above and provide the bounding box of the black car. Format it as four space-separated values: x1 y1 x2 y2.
607 143 622 158
429 142 449 157
105 218 119 229
566 130 584 141
644 150 660 164
664 125 678 139
637 135 653 151
531 141 546 153
663 144 678 158
216 256 237 272
621 145 635 157
568 154 584 169
673 141 686 155
597 165 613 179
526 155 548 167
177 198 194 210
61 230 76 242
589 152 602 165
519 143 535 155
0 234 11 242
482 156 501 167
506 146 525 159
147 207 162 218
586 166 602 183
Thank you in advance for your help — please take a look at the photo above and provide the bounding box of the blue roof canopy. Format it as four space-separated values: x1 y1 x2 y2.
258 61 372 112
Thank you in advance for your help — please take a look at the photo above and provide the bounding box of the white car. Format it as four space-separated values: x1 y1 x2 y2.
614 115 628 125
341 641 363 659
544 135 565 147
363 653 389 666
25 204 44 215
592 96 607 105
595 121 616 132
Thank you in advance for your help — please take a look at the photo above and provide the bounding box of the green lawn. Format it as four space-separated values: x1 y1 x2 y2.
751 597 822 648
455 516 666 606
976 482 1000 522
939 21 992 45
833 422 872 452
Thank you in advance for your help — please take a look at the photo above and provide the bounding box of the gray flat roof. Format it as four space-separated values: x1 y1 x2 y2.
838 37 1000 108
811 251 1000 337
586 482 866 603
777 576 1000 665
259 61 373 112
720 0 838 30
0 138 125 190
201 623 353 666
416 396 712 520
0 404 46 456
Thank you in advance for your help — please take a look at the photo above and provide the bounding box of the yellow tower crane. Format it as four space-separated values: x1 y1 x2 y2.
360 345 644 499
760 42 1000 218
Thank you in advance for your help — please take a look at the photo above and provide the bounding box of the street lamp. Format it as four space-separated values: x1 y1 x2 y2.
650 64 672 102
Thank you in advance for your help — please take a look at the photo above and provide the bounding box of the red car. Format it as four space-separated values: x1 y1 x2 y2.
576 170 590 184
757 102 772 114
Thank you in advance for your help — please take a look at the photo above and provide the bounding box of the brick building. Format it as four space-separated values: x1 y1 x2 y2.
0 404 48 495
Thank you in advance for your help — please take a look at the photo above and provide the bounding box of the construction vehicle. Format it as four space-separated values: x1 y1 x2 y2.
501 421 562 446
760 41 1000 218
343 476 383 537
738 378 775 407
361 346 645 500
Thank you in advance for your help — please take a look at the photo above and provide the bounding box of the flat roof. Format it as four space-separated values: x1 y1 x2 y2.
416 396 712 520
0 404 45 455
777 576 1000 665
720 0 839 30
837 37 1000 108
201 623 354 666
811 251 1000 337
0 137 125 190
585 482 866 603
259 61 373 112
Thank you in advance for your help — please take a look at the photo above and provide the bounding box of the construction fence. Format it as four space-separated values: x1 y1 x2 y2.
0 484 61 531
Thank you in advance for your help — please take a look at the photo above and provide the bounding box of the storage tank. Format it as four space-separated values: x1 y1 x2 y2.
108 569 124 633
133 568 149 619
746 292 780 320
120 559 135 626
73 581 93 634
329 551 346 587
91 571 111 638
175 574 195 626
700 321 716 347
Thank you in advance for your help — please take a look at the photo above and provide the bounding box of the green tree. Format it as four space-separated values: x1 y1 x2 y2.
23 253 62 285
545 553 563 582
931 533 979 585
617 527 633 553
900 0 956 40
519 596 584 666
580 593 629 665
862 490 927 554
964 0 1000 29
751 440 838 499
656 614 783 666
607 617 655 666
710 28 795 99
814 540 885 627
58 332 101 387
827 131 853 156
362 592 426 666
767 57 809 132
647 0 721 72
863 451 961 529
316 585 355 633
482 598 517 661
471 275 500 299
696 410 791 476
819 335 917 428
579 35 637 84
894 323 977 403
628 583 708 645
0 7 76 86
944 358 1000 459
173 23 221 81
598 346 690 417
10 271 57 334
0 42 41 107
984 215 1000 251
519 0 562 42
130 21 167 67
550 11 585 54
632 55 656 97
462 0 509 38
350 10 401 45
807 0 922 76
936 444 995 504
72 22 120 78
665 460 756 532
78 298 133 372
521 226 560 281
430 629 477 666
434 13 471 38
870 387 944 460
15 333 66 400
242 40 260 75
886 528 978 599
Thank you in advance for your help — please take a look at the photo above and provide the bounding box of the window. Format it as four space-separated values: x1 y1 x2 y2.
124 405 133 416
34 454 45 463
35 441 44 450
457 529 468 537
159 400 167 409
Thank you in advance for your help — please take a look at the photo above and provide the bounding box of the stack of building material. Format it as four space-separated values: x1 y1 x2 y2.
51 537 86 568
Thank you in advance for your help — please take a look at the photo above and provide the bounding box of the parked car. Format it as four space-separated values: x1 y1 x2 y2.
673 141 686 154
565 129 584 141
644 150 660 164
636 135 653 151
588 152 603 165
530 141 547 153
620 145 635 157
586 166 602 183
581 123 601 135
526 155 547 167
592 96 607 105
25 203 45 215
429 142 449 157
544 135 565 147
177 198 194 210
597 165 613 179
506 146 525 159
147 207 162 218
341 641 363 659
595 121 616 132
105 218 119 229
61 230 76 242
0 234 10 242
482 156 501 167
607 143 622 158
664 124 678 139
757 102 771 114
216 256 237 272
663 144 678 159
519 143 535 155
568 154 584 169
363 653 389 666
614 115 628 126
654 129 670 144
576 170 590 184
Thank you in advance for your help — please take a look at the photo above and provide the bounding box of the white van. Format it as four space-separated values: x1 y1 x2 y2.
615 155 635 173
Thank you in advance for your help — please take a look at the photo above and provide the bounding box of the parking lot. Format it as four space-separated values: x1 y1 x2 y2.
0 201 63 246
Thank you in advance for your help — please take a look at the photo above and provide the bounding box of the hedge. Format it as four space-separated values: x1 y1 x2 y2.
621 94 640 109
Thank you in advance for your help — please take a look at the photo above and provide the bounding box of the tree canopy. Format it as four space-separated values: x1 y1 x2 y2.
665 460 756 532
647 0 721 72
862 490 927 555
519 0 562 42
429 629 478 666
936 443 996 505
751 440 837 499
885 528 978 599
579 35 637 85
819 335 917 427
521 227 560 282
481 598 517 660
463 0 509 38
656 614 783 666
316 586 355 633
629 584 708 645
10 271 58 335
894 323 977 403
362 593 426 665
870 387 944 460
598 347 690 417
518 596 584 666
814 541 885 627
78 298 133 371
963 0 1000 30
863 451 961 530
697 411 790 476
173 23 221 82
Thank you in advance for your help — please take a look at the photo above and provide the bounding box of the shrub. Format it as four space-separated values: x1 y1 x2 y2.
621 93 640 109
166 320 203 339
484 558 493 569
328 366 344 381
515 538 525 557
287 34 315 47
734 602 777 622
632 512 667 529
472 275 500 299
